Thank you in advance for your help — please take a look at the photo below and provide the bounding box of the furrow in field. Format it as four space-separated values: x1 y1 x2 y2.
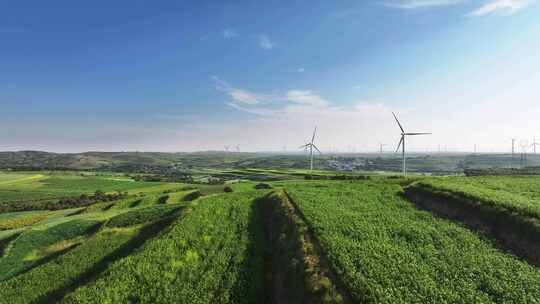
261 190 352 304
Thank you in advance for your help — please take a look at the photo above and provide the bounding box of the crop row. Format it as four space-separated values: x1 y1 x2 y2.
411 176 540 221
0 219 101 281
0 211 50 230
285 180 540 303
0 227 137 303
61 192 266 304
105 204 184 228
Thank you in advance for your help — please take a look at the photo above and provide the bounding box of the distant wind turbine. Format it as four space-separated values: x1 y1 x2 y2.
531 137 540 154
299 127 322 171
392 112 431 176
379 143 387 154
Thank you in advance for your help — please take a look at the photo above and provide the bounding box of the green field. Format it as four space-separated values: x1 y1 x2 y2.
285 180 540 303
0 171 180 203
0 169 539 303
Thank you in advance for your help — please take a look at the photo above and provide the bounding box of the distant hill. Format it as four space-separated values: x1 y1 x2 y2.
2 150 540 174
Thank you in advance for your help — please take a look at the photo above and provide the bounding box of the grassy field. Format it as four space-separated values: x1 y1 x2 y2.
0 171 180 203
0 168 539 303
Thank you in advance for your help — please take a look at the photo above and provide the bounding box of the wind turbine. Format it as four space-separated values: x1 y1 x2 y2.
379 143 386 154
531 137 540 154
299 127 322 171
392 112 431 176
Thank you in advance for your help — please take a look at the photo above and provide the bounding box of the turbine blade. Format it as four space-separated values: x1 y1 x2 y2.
311 126 317 143
392 112 404 133
299 144 309 149
395 137 404 153
313 145 322 155
405 132 432 136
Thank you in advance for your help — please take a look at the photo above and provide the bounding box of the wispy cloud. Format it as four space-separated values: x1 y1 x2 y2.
297 68 305 73
215 78 329 110
213 76 263 105
469 0 534 16
258 35 275 49
286 90 329 107
382 0 463 9
222 28 238 39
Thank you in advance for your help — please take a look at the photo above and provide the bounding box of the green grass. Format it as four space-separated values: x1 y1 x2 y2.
0 227 138 303
285 180 540 303
0 171 179 203
61 192 266 304
0 219 101 281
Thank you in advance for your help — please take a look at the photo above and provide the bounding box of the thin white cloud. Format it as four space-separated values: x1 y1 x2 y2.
297 68 305 73
229 88 260 104
215 78 330 108
383 0 463 9
470 0 534 16
258 35 274 49
213 76 262 105
222 28 238 39
286 90 329 107
226 102 282 117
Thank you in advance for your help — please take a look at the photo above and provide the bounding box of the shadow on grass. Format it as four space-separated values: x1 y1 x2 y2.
129 199 143 208
0 233 20 258
12 222 104 280
35 215 179 304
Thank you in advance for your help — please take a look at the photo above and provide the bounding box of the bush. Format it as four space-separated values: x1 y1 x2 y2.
254 183 272 190
223 186 233 193
182 190 201 202
157 195 169 204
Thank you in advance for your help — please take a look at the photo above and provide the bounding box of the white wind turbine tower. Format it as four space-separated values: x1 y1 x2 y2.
392 112 431 176
299 127 322 171
531 137 540 154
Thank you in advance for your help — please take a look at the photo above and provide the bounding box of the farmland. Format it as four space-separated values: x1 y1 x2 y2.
0 170 539 303
285 180 540 303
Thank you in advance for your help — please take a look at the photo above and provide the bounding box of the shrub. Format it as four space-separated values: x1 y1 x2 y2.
157 195 169 204
223 186 234 193
254 183 272 190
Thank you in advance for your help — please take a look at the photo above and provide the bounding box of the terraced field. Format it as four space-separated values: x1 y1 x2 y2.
285 180 540 303
0 170 539 303
410 176 540 220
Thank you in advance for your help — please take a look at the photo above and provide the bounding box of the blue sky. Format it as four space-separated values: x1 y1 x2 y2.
1 0 539 152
